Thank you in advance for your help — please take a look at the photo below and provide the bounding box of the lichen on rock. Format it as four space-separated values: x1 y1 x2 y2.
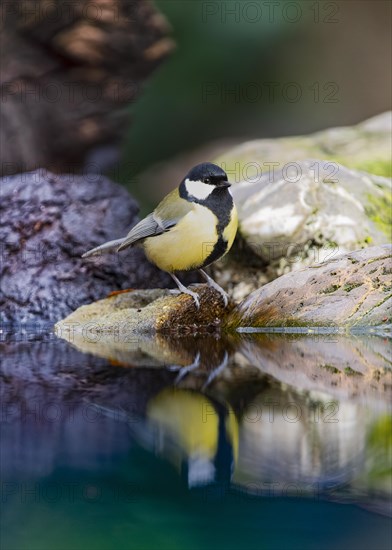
209 113 392 291
228 160 391 278
227 245 392 329
215 111 392 180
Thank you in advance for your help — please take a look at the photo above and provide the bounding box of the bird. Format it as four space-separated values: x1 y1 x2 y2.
82 162 238 308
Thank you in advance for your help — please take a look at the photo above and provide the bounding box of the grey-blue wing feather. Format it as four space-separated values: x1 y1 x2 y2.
117 213 176 251
82 238 126 258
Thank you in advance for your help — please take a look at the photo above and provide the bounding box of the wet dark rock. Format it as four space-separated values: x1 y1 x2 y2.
0 170 172 324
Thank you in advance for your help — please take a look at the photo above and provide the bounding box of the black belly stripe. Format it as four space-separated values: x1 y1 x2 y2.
202 235 229 267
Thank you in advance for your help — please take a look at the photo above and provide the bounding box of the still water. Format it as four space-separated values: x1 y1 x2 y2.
1 326 391 550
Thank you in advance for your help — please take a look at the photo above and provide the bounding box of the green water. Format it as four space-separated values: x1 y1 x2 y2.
1 329 391 550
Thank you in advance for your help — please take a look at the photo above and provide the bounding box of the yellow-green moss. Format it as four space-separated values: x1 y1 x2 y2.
355 159 392 178
344 366 362 376
343 282 363 292
321 284 341 294
320 364 340 374
368 415 392 449
365 191 392 238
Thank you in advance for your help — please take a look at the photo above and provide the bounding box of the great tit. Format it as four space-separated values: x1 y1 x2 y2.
83 162 238 307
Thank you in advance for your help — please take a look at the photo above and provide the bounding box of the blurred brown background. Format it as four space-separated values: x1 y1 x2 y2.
1 0 390 208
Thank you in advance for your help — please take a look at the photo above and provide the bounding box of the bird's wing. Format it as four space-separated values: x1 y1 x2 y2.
117 213 163 251
82 238 126 258
153 188 193 228
117 189 193 252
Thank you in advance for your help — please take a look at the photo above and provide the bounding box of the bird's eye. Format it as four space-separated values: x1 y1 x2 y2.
204 177 211 184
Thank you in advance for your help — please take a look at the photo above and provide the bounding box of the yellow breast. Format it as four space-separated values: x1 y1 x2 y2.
143 204 219 272
223 205 238 252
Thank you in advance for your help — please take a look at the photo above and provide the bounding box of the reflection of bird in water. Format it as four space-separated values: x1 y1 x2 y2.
91 388 238 491
147 388 238 489
171 351 229 389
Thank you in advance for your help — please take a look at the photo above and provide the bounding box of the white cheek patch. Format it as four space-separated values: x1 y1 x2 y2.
185 178 214 200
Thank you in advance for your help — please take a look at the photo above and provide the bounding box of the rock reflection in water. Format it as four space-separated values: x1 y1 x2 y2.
58 328 392 512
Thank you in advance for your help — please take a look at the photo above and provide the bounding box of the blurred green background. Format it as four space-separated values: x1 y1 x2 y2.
119 0 391 206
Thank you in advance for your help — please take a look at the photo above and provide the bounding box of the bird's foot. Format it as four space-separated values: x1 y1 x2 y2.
209 282 229 307
169 287 200 308
184 288 200 309
169 274 200 308
198 269 229 307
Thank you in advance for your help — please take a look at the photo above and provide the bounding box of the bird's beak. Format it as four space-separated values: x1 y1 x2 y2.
219 180 231 188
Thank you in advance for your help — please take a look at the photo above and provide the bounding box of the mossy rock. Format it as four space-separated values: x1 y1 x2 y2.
212 113 391 284
226 245 392 329
215 111 392 179
55 284 234 340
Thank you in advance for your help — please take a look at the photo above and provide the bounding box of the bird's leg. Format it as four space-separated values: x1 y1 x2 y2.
202 352 229 390
169 273 200 309
198 269 229 307
173 352 201 384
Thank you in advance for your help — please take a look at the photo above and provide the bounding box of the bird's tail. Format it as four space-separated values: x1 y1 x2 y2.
82 238 126 258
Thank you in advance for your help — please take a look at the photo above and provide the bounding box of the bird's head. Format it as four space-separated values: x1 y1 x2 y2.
182 162 231 201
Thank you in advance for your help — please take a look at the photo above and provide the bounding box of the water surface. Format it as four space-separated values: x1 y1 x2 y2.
1 326 391 550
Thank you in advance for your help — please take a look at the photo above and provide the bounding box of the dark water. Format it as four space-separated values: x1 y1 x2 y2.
1 326 391 550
